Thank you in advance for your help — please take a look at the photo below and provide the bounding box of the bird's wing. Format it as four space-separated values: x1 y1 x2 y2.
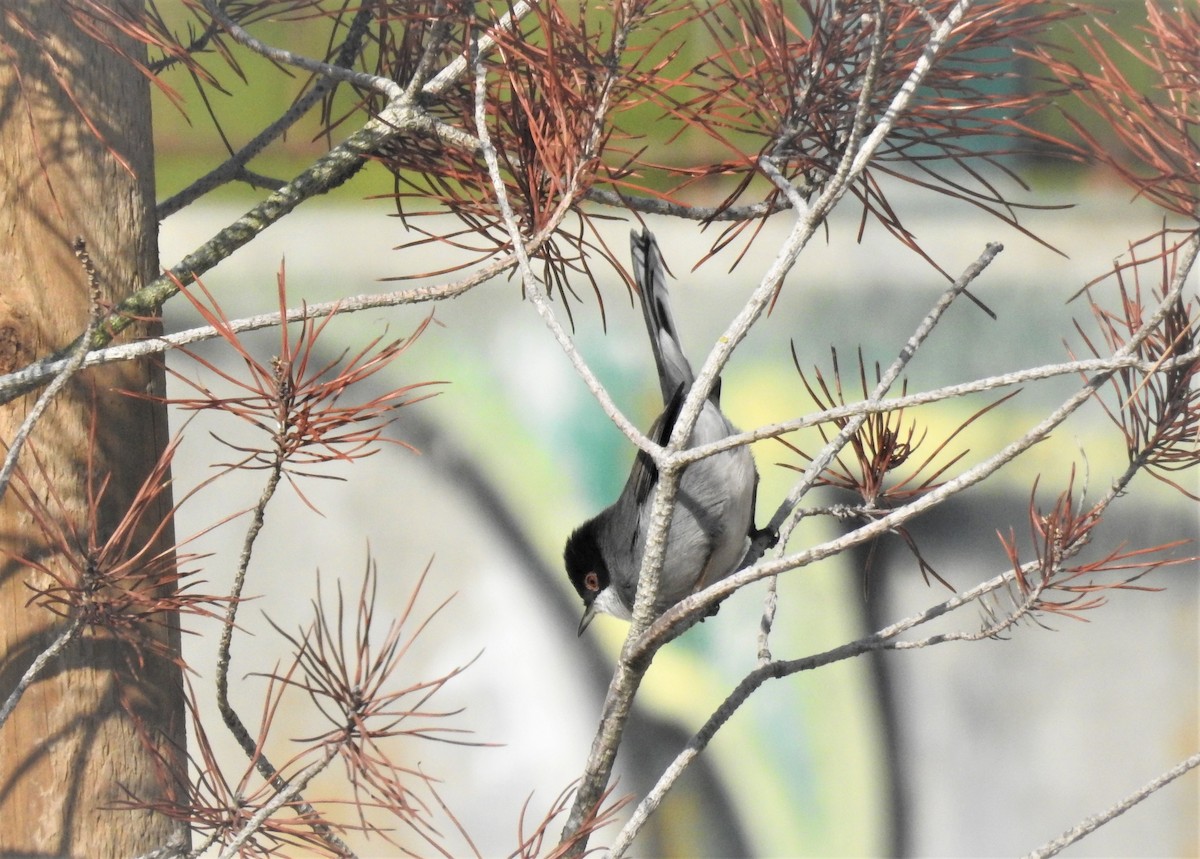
628 382 686 507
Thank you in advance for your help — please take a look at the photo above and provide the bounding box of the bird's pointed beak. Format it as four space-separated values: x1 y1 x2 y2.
577 602 598 637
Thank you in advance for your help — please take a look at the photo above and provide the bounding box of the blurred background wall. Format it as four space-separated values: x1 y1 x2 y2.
161 195 1197 856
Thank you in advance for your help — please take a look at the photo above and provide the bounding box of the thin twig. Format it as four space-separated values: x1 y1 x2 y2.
0 244 535 403
2 5 520 402
674 342 1200 464
634 234 1200 658
400 2 458 100
216 742 342 859
610 564 1025 855
157 6 374 219
764 241 1004 538
758 155 811 215
470 43 649 454
671 0 974 463
131 829 190 859
1023 752 1200 859
617 544 1114 854
424 0 535 97
647 0 977 596
0 614 84 730
0 238 106 501
8 299 1197 446
733 240 1002 659
212 461 355 858
638 378 1111 657
215 464 281 753
476 36 663 859
755 575 779 664
584 187 792 221
201 0 401 99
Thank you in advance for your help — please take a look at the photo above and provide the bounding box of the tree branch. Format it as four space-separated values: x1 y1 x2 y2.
156 6 374 219
610 562 1027 855
1023 752 1200 859
211 461 354 858
216 742 342 859
200 0 401 99
635 233 1200 660
0 238 106 499
0 0 561 403
0 615 84 730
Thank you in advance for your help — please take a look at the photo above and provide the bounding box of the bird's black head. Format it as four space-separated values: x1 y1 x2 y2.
566 515 619 628
564 519 610 633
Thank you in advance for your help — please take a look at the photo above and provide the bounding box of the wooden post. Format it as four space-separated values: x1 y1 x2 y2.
0 2 186 854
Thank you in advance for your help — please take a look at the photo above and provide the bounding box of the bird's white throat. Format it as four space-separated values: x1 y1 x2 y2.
593 585 632 620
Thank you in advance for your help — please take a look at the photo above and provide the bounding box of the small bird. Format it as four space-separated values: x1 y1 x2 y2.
564 228 763 634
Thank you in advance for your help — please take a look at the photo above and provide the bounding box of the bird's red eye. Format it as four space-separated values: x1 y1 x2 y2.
584 572 600 593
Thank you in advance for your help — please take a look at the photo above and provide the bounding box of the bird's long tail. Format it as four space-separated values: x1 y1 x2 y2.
631 228 695 405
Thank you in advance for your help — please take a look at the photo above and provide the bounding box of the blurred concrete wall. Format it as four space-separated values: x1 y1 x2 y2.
160 187 1198 857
